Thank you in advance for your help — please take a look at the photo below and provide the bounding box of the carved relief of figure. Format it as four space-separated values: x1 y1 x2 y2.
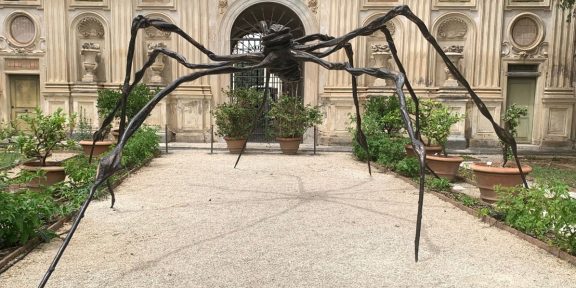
308 0 318 14
218 0 228 15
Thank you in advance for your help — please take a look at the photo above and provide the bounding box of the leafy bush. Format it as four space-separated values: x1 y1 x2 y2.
501 104 528 166
496 183 576 254
394 157 420 178
121 125 159 168
14 108 76 166
361 95 404 137
212 88 263 139
0 191 60 247
268 96 323 138
97 84 156 122
426 177 451 192
352 134 407 164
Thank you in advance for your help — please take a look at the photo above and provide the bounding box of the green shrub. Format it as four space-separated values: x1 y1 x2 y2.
0 191 60 247
212 88 263 139
496 183 576 254
352 134 407 164
268 95 323 138
426 177 451 192
121 125 159 168
361 95 404 137
394 157 420 178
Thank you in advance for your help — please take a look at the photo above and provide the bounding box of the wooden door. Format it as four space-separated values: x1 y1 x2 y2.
506 77 535 143
10 75 39 123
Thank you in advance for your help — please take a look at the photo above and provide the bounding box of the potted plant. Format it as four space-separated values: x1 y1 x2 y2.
96 83 156 141
422 101 463 181
14 108 76 188
268 95 323 155
76 108 113 156
470 104 532 203
405 99 445 156
212 88 262 153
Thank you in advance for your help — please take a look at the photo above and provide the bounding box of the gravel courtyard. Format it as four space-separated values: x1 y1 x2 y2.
1 150 575 287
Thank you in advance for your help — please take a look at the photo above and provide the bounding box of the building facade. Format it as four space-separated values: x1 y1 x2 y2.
0 0 575 150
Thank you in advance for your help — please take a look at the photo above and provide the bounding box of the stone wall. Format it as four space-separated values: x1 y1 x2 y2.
0 0 574 149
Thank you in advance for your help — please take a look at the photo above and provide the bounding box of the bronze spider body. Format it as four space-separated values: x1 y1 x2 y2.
39 5 528 287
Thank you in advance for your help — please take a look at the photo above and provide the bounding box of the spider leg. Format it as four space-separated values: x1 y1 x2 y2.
38 60 272 288
293 51 426 262
113 16 265 144
234 70 272 168
380 27 440 179
301 5 527 187
343 44 372 175
89 47 238 163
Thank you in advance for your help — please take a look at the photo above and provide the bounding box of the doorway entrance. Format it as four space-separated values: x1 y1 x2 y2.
9 74 40 122
506 64 537 143
230 2 305 141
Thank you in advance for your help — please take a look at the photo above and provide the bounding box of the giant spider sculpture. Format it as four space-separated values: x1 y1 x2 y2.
39 5 528 287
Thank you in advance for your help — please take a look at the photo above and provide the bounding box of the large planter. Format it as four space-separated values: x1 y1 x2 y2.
470 162 533 203
426 155 464 181
405 144 442 157
276 137 302 155
20 161 66 189
79 140 113 156
224 137 247 154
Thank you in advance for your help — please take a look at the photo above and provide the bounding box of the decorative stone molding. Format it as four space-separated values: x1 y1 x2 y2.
68 0 110 10
505 0 551 9
361 0 400 9
502 13 547 59
501 41 548 59
81 42 101 82
308 0 318 14
508 13 544 52
136 0 175 10
77 17 105 39
148 42 167 84
145 27 171 40
433 0 477 10
1 12 45 54
219 0 228 14
438 18 468 40
442 45 464 87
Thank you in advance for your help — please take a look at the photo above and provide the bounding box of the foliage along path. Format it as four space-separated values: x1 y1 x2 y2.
1 150 575 287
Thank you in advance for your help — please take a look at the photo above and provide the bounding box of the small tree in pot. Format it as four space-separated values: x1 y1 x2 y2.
422 101 462 181
268 95 322 155
14 108 76 187
212 88 262 153
76 107 113 157
96 83 156 142
471 104 532 203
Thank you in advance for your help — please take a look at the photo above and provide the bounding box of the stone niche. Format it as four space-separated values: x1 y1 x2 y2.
433 14 475 149
142 16 173 86
362 18 401 95
75 16 106 83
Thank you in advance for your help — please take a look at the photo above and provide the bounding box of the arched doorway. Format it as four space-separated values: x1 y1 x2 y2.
230 2 305 141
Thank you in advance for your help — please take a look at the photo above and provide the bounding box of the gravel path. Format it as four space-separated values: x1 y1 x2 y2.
1 150 575 287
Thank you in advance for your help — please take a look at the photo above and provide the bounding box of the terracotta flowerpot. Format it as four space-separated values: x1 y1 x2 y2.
470 162 532 203
224 137 247 154
426 155 464 181
20 161 66 189
276 137 302 155
79 140 114 156
405 144 442 157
